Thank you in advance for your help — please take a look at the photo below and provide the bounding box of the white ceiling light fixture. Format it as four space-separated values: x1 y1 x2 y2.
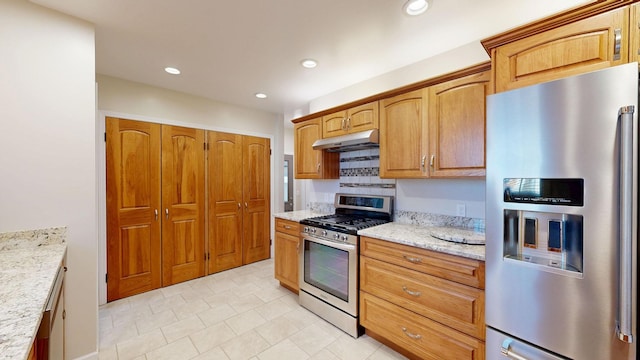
301 59 318 69
403 0 431 16
164 66 181 75
255 92 267 99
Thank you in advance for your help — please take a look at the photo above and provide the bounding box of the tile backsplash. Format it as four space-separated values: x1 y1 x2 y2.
338 148 396 197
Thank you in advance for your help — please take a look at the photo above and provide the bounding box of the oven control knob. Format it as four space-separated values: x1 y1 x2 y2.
311 228 316 234
303 227 309 233
321 230 328 236
341 235 348 241
333 233 340 240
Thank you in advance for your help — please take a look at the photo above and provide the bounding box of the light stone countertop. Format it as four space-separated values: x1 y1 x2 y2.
0 227 67 360
273 210 331 223
358 222 485 261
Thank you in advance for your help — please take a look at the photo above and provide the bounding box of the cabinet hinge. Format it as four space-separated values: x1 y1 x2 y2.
104 132 107 142
270 149 272 155
105 273 108 283
207 253 211 260
204 142 209 151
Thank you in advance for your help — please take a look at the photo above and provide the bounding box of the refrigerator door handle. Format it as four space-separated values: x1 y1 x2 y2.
617 105 635 344
500 339 529 360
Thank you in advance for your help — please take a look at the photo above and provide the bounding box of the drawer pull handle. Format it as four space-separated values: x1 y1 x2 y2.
402 286 421 297
402 255 422 264
402 327 422 340
283 225 292 229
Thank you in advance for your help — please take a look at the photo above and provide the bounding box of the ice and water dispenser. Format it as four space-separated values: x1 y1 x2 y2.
502 178 584 275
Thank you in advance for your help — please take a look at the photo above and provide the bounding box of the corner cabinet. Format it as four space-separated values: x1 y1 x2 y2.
322 101 379 138
428 71 490 177
274 218 300 292
294 118 339 179
379 89 430 178
360 237 486 360
487 6 629 93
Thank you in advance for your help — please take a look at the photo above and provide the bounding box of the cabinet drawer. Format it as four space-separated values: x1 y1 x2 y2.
361 237 485 289
360 292 485 360
275 218 299 237
361 257 484 339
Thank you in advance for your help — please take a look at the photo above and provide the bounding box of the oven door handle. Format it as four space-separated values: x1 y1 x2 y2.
304 236 356 251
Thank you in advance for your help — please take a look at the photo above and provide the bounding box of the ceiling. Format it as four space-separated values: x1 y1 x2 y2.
31 0 589 116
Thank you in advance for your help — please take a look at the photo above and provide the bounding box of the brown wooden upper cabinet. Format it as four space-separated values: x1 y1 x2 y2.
294 118 339 179
379 89 429 178
379 69 490 179
630 3 640 64
488 6 629 93
322 101 379 138
428 71 490 177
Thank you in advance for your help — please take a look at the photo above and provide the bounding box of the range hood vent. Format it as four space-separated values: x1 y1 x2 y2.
311 129 379 153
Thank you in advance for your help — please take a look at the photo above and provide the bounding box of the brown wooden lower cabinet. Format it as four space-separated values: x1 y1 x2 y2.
359 236 485 360
360 256 485 339
361 293 485 360
273 218 300 292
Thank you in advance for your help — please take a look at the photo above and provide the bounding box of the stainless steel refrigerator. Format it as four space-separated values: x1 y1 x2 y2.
485 63 638 359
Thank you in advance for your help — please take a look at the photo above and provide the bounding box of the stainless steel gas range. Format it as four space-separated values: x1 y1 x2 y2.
299 193 393 337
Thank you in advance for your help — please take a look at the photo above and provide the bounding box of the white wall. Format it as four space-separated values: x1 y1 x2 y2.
95 75 285 303
0 1 97 359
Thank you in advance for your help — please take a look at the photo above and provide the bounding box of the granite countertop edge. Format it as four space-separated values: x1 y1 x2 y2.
0 227 68 360
273 210 331 222
358 222 485 261
273 212 485 261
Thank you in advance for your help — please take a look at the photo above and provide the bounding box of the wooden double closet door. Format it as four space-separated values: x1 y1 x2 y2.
106 117 270 302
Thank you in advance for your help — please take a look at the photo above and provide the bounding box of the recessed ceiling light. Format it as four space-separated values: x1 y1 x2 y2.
301 59 318 69
403 0 430 16
164 67 181 75
255 93 267 99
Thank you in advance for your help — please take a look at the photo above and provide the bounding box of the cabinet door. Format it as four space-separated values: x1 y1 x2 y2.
630 3 640 64
161 125 205 286
294 118 339 179
274 229 300 291
379 89 429 178
347 101 379 133
242 135 271 264
494 7 628 92
106 117 162 301
322 110 348 138
207 131 243 273
429 71 489 177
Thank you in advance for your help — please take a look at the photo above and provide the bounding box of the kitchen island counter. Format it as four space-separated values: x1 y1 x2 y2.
0 227 67 360
358 222 485 261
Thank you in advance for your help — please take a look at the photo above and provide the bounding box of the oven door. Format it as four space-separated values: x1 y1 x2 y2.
299 235 358 316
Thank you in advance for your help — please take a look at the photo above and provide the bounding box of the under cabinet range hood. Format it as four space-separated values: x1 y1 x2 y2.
311 129 379 152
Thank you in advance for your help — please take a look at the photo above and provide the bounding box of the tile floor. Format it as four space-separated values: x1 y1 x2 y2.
98 259 408 360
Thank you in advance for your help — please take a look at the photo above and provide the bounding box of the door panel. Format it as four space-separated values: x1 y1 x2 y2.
162 125 205 286
243 136 271 264
207 131 244 272
106 117 161 301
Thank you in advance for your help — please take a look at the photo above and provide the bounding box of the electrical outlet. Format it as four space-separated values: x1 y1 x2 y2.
456 203 466 217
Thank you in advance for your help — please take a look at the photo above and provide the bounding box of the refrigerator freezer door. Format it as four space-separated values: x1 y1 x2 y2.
486 63 638 360
486 327 566 360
